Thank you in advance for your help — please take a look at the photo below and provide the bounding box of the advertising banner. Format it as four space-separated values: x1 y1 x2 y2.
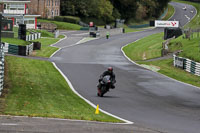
155 20 179 28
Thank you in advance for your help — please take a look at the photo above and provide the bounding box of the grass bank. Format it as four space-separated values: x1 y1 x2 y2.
162 4 175 20
38 19 82 30
137 59 200 87
123 33 200 87
0 56 121 123
2 38 30 46
169 33 200 62
123 16 200 89
31 38 60 58
123 33 164 60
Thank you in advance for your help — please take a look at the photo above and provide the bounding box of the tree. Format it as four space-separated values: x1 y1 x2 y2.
60 0 171 24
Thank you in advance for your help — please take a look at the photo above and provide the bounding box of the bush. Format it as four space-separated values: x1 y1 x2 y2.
54 16 80 24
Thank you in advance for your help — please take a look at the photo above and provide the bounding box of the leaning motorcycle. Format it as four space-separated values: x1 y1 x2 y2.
97 75 111 97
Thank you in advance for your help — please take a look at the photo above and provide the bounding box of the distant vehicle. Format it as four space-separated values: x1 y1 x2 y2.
183 6 187 10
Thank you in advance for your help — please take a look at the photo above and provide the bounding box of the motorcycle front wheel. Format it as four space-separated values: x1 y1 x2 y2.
100 86 107 97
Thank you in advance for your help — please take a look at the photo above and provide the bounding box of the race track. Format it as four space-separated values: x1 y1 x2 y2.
51 2 200 133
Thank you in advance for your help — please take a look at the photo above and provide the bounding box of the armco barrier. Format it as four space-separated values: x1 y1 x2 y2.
173 54 200 76
0 44 5 95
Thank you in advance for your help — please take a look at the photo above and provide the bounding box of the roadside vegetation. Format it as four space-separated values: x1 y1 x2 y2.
123 33 164 60
1 56 121 123
124 3 175 33
137 59 200 88
2 38 30 46
123 33 200 87
2 0 198 123
123 0 200 88
38 19 82 30
162 4 175 20
1 23 122 122
31 38 60 57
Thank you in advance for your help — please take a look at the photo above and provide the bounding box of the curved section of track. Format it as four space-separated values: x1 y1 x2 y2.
51 2 199 133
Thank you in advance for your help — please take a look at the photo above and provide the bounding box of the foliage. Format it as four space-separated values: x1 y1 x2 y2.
2 38 30 46
31 38 59 57
169 33 200 62
35 30 54 38
54 16 80 24
123 33 164 61
2 56 122 123
38 19 82 30
138 59 200 88
60 0 170 24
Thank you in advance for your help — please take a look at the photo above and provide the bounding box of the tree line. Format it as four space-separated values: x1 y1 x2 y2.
60 0 171 23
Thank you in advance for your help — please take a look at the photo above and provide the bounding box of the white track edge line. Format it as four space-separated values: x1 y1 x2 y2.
121 39 200 90
52 62 133 125
184 3 197 26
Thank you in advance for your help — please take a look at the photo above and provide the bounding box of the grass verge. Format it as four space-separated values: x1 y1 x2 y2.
0 56 122 123
38 19 82 30
31 38 60 58
169 33 200 62
123 33 164 61
137 59 200 87
2 38 30 46
162 4 175 20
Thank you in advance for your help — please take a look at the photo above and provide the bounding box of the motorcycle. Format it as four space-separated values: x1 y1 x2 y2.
97 75 111 97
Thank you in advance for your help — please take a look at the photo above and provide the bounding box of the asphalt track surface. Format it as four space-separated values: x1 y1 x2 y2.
0 2 199 133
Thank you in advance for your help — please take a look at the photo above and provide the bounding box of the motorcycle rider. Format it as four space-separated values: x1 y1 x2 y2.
97 67 116 95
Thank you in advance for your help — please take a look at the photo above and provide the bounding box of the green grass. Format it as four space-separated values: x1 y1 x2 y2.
173 0 200 29
2 38 30 46
123 33 164 60
0 56 122 123
58 35 65 39
162 4 175 20
13 27 18 38
33 30 54 38
137 59 200 87
168 33 200 62
122 0 200 88
31 38 59 57
38 19 82 30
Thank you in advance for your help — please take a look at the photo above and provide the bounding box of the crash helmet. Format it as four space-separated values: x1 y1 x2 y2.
107 67 113 73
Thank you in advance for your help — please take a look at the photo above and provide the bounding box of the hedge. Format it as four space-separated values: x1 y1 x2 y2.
54 16 80 24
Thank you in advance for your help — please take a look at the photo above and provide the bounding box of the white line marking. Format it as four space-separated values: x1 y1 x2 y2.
51 35 67 47
50 35 67 58
72 33 89 36
184 4 197 26
169 3 176 20
121 39 200 91
52 62 133 124
1 123 18 126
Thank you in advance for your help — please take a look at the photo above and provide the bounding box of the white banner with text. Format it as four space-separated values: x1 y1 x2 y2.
155 20 179 28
